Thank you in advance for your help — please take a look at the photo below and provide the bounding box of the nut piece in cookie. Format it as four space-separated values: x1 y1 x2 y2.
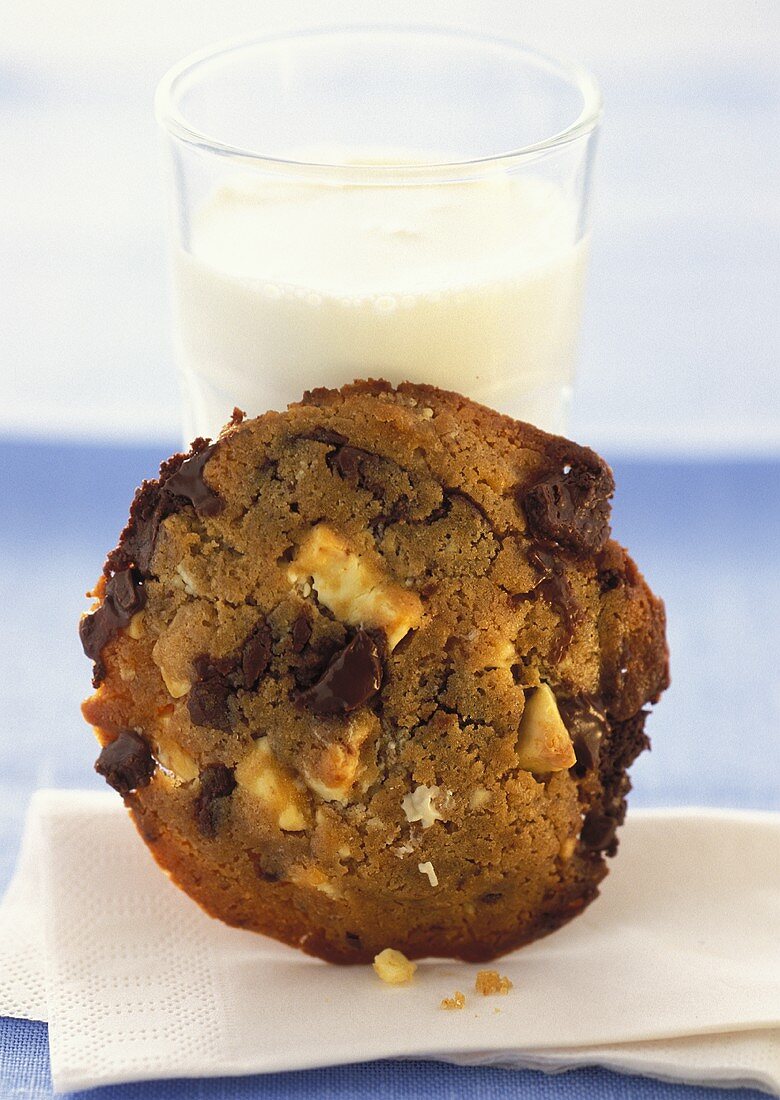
516 685 576 773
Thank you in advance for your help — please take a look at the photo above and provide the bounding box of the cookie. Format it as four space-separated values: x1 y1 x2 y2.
80 381 668 963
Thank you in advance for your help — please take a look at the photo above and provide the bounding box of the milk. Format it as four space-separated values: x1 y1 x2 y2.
171 161 588 439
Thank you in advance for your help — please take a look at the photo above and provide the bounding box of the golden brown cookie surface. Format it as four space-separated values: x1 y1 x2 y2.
80 381 668 963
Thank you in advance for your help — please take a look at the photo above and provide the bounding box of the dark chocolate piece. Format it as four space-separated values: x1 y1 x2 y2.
102 439 224 585
188 621 273 727
326 443 391 500
558 694 608 777
187 654 235 730
165 443 224 517
580 811 618 852
194 763 236 838
328 444 362 480
291 610 312 653
95 730 155 796
597 568 622 593
302 427 349 447
525 545 584 661
297 629 383 716
79 568 146 678
521 457 614 555
241 622 273 689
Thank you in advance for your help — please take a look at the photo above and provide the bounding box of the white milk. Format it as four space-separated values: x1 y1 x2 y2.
172 162 588 439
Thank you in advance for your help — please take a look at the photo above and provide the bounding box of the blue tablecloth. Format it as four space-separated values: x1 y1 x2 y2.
1 440 777 1099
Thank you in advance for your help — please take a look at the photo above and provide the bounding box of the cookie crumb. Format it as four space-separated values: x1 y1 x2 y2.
440 991 466 1010
372 948 417 985
418 861 439 887
475 969 513 996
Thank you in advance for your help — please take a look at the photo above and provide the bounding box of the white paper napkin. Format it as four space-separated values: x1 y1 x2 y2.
1 791 778 1095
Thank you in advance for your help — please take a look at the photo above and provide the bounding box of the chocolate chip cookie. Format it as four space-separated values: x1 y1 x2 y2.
80 381 668 963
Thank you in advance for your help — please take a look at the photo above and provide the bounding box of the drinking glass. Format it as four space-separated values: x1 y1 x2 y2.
156 26 601 441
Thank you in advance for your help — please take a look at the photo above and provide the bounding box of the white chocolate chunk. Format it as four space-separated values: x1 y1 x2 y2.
235 737 309 831
402 785 443 829
287 524 422 650
418 861 439 887
469 787 491 811
516 684 576 773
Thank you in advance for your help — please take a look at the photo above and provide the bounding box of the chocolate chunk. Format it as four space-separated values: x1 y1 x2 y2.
326 443 391 500
193 653 238 680
188 623 273 727
194 763 236 837
165 443 224 517
524 545 584 661
297 629 383 716
188 655 235 730
241 622 273 689
303 427 349 447
108 568 143 617
103 477 167 579
328 444 362 480
521 457 614 555
79 567 146 679
95 730 155 796
480 892 503 905
103 440 222 582
580 811 618 852
291 610 312 653
598 568 622 593
558 694 608 776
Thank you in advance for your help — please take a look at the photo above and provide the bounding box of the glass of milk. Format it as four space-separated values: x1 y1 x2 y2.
156 27 601 441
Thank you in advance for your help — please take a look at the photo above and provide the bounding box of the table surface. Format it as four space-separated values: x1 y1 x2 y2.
1 440 778 1100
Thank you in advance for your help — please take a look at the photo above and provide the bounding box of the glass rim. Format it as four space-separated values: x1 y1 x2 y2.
155 24 602 180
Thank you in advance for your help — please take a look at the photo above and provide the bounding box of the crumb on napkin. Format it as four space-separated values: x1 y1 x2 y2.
475 969 513 996
372 948 417 984
440 991 466 1010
